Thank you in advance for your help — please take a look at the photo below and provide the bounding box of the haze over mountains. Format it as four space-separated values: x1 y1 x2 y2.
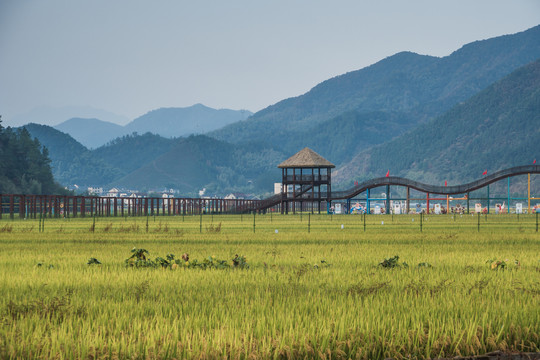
54 104 252 148
9 105 130 128
19 25 540 197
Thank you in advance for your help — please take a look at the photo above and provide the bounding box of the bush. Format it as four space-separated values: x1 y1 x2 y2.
379 255 408 268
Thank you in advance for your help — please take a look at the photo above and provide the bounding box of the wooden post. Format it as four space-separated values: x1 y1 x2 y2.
385 185 390 215
406 187 410 214
19 195 25 218
366 188 370 214
48 196 53 218
9 195 14 219
508 177 511 213
293 168 296 214
487 185 490 214
281 168 285 214
528 173 531 214
327 167 332 214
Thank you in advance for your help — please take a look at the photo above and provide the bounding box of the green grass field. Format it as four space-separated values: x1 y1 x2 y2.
1 213 539 359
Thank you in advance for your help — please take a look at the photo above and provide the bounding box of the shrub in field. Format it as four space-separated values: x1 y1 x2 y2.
125 248 151 267
379 255 408 268
124 249 249 270
417 262 433 268
154 256 171 268
232 254 249 269
201 255 230 269
488 259 506 270
486 259 520 270
87 258 101 265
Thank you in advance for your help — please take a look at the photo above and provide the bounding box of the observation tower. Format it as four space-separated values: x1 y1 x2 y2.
278 147 335 214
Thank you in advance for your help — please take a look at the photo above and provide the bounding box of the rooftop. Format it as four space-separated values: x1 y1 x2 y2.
278 147 335 169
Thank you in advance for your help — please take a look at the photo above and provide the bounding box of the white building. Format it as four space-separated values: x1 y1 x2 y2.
107 188 120 197
87 187 103 195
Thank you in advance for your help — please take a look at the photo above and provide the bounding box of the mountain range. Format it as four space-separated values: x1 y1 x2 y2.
19 25 540 197
53 104 252 148
334 59 540 191
211 25 540 158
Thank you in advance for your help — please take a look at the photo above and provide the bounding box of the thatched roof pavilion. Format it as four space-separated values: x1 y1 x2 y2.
278 148 334 214
278 147 335 169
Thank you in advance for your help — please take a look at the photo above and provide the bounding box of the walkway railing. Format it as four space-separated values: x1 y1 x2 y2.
1 165 538 218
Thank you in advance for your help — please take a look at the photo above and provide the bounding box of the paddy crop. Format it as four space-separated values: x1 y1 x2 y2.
0 213 539 359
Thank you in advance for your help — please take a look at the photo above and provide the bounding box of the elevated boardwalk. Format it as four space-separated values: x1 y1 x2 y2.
1 165 539 218
250 165 540 212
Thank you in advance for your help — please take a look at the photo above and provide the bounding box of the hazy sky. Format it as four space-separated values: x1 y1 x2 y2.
1 0 539 126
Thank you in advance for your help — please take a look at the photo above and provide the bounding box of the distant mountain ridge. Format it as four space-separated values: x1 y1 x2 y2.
9 105 129 128
126 104 252 139
334 59 540 189
55 118 126 149
210 25 540 154
53 104 252 148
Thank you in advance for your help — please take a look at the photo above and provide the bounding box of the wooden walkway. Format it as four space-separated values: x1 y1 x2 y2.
0 195 260 219
1 165 538 219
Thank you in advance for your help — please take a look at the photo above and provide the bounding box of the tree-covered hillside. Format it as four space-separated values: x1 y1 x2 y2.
23 123 122 187
110 135 284 196
210 25 540 154
334 59 540 190
92 132 175 175
0 120 66 194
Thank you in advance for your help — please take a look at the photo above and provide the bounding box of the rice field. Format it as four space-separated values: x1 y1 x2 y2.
1 213 539 359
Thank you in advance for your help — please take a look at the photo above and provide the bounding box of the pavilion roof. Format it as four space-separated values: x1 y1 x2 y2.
277 147 335 169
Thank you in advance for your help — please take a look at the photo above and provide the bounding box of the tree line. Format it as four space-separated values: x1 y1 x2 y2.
0 116 68 194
